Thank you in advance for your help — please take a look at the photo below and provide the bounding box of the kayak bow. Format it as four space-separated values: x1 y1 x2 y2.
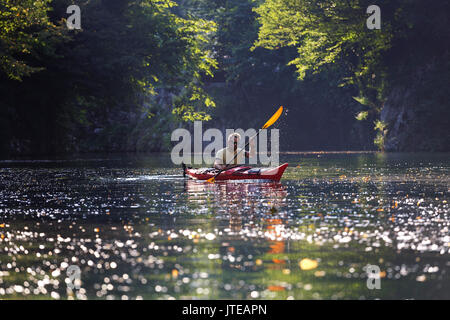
184 163 288 181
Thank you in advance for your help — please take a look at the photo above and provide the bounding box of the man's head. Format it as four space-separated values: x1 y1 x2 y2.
227 133 241 151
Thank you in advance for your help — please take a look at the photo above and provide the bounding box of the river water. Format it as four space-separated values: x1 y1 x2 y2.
0 153 448 299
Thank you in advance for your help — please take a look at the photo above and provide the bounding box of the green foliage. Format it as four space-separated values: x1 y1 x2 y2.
374 120 387 132
374 132 385 151
252 0 450 150
0 0 66 80
253 0 392 105
59 0 218 121
0 0 219 153
178 0 375 150
355 111 368 121
373 120 387 151
353 96 376 108
1 0 447 153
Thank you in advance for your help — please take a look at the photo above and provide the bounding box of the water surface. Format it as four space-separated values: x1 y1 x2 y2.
0 153 448 299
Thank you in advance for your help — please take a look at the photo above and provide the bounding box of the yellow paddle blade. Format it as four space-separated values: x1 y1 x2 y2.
262 106 283 129
206 177 215 183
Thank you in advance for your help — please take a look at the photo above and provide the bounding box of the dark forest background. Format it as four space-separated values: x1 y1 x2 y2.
1 0 449 156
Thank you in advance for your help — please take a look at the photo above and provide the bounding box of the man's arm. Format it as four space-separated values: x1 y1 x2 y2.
214 149 227 170
214 159 227 170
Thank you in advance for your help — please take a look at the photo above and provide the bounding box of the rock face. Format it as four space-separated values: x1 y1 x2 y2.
381 64 450 152
381 87 416 151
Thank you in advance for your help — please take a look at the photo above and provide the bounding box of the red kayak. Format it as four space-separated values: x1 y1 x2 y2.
184 163 289 181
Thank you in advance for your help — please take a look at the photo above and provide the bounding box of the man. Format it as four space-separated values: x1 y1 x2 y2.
214 133 255 170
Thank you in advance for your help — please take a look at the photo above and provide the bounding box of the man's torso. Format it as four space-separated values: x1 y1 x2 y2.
215 147 245 165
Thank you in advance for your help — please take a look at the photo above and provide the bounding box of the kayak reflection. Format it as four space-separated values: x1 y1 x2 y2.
184 180 288 219
184 180 289 274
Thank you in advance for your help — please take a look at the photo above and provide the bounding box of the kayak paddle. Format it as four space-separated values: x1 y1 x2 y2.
207 106 284 183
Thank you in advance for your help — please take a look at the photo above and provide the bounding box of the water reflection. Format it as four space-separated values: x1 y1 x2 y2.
184 180 293 293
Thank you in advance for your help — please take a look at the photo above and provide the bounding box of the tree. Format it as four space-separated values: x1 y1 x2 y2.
0 0 219 153
0 0 65 80
252 0 450 150
253 0 393 108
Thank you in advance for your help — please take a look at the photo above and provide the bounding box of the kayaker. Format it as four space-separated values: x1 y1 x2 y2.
214 133 255 170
